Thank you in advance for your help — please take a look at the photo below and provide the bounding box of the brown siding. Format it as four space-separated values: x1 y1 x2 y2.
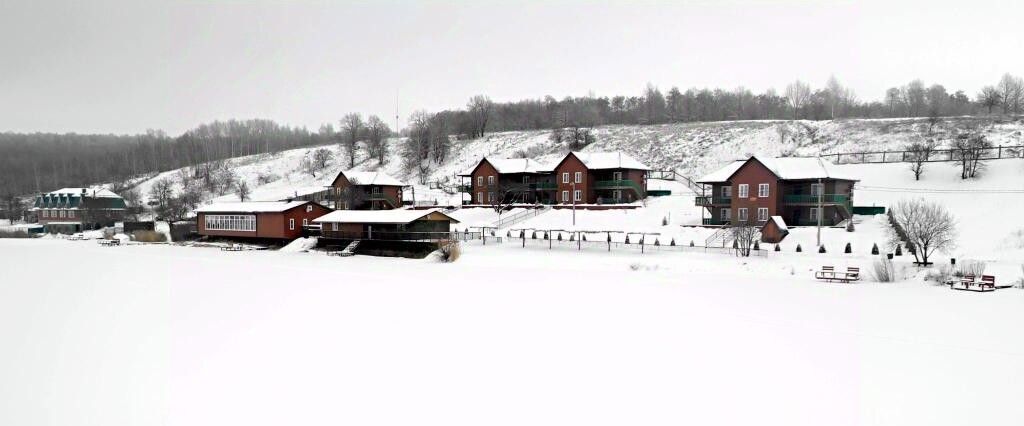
554 153 590 204
470 159 499 204
198 202 332 240
728 159 779 225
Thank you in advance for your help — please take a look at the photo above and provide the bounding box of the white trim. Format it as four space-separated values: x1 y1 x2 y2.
289 218 295 230
574 172 582 183
757 207 768 222
738 184 749 198
561 190 569 202
562 172 569 184
204 214 256 232
758 183 769 198
573 189 582 202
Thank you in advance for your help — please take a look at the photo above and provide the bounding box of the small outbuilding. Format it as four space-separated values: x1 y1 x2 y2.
314 208 459 241
760 215 790 243
195 201 332 240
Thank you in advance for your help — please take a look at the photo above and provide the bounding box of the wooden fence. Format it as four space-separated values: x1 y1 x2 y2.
820 145 1024 164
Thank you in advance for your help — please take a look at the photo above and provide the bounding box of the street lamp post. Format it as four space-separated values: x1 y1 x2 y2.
571 181 576 226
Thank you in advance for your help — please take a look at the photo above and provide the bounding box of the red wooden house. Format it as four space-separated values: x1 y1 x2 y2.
550 152 649 204
696 156 858 227
328 170 406 210
458 157 554 205
195 201 332 240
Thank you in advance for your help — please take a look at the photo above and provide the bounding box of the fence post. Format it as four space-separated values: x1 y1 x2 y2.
882 152 886 162
999 145 1003 158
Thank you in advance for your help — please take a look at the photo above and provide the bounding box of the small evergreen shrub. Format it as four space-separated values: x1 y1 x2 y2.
753 241 760 251
844 242 852 253
774 244 781 252
871 243 879 255
796 244 803 252
895 245 902 256
818 245 827 253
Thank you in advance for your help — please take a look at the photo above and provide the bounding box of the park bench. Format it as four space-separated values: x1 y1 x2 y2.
97 239 120 246
948 274 995 292
815 266 860 283
220 244 244 251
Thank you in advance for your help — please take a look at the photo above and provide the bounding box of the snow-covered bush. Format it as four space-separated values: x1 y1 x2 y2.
870 258 897 282
955 259 986 277
846 221 855 232
437 239 461 263
132 230 167 243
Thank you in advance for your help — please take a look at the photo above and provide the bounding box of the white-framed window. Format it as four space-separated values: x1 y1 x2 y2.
476 192 483 203
562 190 569 202
562 172 569 183
758 183 769 198
809 207 820 221
306 205 313 213
523 176 529 184
811 183 824 196
68 210 74 218
613 189 622 200
302 218 309 227
721 208 731 220
574 172 582 183
289 218 295 230
332 222 338 231
59 210 65 218
738 208 748 222
488 175 495 185
613 171 622 181
477 176 483 186
41 210 47 218
757 207 768 222
573 190 582 202
721 186 731 198
737 184 749 198
488 192 494 203
204 214 256 232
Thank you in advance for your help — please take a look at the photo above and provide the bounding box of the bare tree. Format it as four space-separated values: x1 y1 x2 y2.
365 115 391 165
906 139 938 181
951 132 992 179
340 113 363 168
730 221 760 257
997 73 1024 114
467 95 493 138
889 199 956 265
785 80 811 119
148 178 175 210
977 86 1001 114
236 181 251 202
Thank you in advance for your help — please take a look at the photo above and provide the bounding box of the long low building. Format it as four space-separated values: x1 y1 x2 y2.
195 201 332 240
313 208 459 241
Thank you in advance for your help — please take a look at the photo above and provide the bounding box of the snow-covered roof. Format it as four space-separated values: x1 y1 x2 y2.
768 216 789 232
313 208 458 224
460 157 551 175
697 156 858 183
44 187 121 198
339 170 405 186
570 152 650 171
195 201 311 213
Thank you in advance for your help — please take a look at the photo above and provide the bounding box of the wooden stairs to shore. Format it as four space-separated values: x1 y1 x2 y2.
335 240 360 257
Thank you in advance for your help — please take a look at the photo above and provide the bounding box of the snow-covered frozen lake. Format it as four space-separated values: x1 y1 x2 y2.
1 239 1022 426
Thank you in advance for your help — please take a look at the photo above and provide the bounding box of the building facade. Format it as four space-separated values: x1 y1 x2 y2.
459 152 649 205
459 158 554 205
195 201 332 240
328 171 405 210
696 156 857 227
314 208 459 241
33 187 127 232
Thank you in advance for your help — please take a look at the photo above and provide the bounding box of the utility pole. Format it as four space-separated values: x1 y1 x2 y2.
571 181 576 226
816 177 823 247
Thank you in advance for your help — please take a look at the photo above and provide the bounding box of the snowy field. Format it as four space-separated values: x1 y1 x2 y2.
2 238 1022 426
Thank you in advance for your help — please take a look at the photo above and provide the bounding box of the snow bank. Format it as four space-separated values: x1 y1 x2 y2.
280 237 318 253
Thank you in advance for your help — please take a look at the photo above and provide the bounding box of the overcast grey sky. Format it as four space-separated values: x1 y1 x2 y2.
2 0 1022 135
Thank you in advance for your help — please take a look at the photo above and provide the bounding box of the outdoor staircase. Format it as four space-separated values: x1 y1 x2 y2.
492 205 552 229
340 240 361 257
705 227 733 248
648 170 704 195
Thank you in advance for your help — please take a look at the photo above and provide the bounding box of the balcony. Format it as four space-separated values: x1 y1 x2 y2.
594 179 644 194
702 218 729 226
534 182 558 190
783 194 849 204
695 196 732 206
458 184 472 193
367 192 400 207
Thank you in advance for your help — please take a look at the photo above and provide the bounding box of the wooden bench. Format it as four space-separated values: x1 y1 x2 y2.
815 266 860 283
949 274 995 292
220 244 244 251
97 239 120 246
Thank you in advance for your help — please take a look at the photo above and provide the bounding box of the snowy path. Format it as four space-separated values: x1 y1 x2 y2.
1 239 1022 426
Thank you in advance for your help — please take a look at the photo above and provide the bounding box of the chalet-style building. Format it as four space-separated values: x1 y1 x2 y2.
696 156 858 227
458 157 554 204
195 201 332 240
314 208 459 241
550 152 649 204
328 170 405 210
459 152 650 205
33 187 127 233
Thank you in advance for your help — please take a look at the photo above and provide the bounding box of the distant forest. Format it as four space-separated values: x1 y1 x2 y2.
2 73 1023 201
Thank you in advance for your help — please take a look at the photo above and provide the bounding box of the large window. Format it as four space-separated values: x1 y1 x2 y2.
562 173 569 183
758 183 769 197
573 190 582 202
574 172 582 183
809 207 820 221
721 186 731 198
562 190 569 202
737 184 749 198
488 175 495 185
720 208 731 221
477 176 483 187
757 207 768 222
737 208 748 222
205 214 256 232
